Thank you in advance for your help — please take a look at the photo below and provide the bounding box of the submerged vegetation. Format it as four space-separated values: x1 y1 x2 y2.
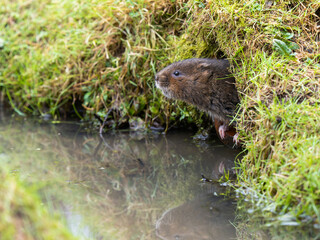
1 0 320 237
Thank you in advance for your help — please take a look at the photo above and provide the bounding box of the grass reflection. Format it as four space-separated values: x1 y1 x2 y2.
0 118 238 239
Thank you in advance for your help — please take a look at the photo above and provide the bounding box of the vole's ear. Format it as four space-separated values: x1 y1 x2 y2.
199 62 211 71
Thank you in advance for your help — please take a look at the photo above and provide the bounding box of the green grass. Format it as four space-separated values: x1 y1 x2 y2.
200 0 320 229
1 0 320 237
0 0 202 126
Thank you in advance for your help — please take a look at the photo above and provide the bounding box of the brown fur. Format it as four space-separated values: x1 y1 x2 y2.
155 58 239 125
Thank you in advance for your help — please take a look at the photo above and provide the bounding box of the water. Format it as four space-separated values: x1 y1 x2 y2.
0 111 240 239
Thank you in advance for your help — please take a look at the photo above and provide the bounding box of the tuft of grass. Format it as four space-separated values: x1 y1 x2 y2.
0 0 200 126
202 0 320 230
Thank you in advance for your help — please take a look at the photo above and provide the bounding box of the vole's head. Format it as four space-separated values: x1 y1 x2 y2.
155 58 213 100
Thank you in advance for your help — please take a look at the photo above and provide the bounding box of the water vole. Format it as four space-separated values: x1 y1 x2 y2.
155 58 239 143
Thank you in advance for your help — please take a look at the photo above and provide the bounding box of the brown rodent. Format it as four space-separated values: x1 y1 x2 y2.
155 58 239 143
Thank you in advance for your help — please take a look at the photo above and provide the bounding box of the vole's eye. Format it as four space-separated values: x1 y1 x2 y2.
173 71 180 76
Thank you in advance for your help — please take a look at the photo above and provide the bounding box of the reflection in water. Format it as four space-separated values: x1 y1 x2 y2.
63 205 92 239
156 195 236 240
0 112 240 239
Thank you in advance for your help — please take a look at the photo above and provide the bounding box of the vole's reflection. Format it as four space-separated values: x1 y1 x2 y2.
156 194 236 240
93 130 239 240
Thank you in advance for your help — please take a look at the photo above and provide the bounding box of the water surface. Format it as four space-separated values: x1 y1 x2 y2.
0 112 240 239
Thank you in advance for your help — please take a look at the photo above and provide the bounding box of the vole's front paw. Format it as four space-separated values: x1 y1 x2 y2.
218 124 227 139
233 132 239 145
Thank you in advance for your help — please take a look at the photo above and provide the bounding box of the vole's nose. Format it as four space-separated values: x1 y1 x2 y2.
155 75 159 82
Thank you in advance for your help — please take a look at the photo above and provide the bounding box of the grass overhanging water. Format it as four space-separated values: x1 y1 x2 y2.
1 0 320 238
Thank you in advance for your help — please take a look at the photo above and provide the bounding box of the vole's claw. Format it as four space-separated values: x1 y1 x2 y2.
218 124 227 139
233 133 239 145
218 161 225 174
